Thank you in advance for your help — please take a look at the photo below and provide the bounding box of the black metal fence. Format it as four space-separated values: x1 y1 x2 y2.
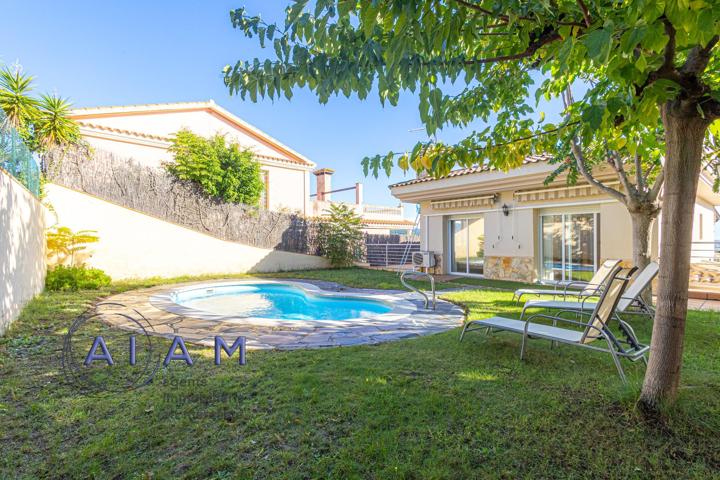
363 234 420 267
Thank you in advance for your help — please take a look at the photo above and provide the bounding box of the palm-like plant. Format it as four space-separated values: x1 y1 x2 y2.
0 66 40 132
46 226 100 266
35 94 80 150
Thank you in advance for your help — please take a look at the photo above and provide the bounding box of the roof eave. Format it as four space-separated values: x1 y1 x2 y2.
70 100 316 168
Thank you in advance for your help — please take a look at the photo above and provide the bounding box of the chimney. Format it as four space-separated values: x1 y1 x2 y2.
314 168 334 201
355 182 363 205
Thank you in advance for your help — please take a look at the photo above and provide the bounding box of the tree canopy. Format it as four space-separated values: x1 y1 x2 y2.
225 1 720 408
224 1 718 178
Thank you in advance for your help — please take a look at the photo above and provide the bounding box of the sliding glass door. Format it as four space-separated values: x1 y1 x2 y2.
450 217 485 275
540 213 598 282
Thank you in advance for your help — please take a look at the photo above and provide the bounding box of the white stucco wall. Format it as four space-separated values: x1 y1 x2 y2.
83 109 287 160
0 169 46 335
84 136 172 166
484 207 535 258
263 165 309 213
45 184 328 280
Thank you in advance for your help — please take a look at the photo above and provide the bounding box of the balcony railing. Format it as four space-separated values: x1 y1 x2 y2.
690 241 720 263
312 200 405 220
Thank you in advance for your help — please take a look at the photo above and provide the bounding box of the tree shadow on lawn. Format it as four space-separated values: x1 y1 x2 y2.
1 286 719 478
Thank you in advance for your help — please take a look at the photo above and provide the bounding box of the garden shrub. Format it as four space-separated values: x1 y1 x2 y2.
166 129 264 205
45 265 111 291
318 203 364 267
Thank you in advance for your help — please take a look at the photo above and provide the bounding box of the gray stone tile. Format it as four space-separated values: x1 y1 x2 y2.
97 278 466 350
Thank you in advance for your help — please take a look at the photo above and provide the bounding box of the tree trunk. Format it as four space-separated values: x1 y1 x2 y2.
629 210 656 302
639 105 708 408
629 211 655 272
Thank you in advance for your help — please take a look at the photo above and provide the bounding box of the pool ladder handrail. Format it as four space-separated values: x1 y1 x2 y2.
400 270 436 310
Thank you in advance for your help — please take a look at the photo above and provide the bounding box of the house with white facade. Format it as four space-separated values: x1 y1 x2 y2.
389 156 719 284
69 100 315 214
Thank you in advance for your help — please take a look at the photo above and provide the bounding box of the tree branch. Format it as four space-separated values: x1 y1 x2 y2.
462 29 562 64
571 140 627 203
682 35 719 75
607 149 635 196
562 86 626 203
702 97 720 120
661 18 676 72
633 152 645 191
452 0 533 22
634 18 682 97
648 168 665 202
451 0 585 27
576 0 591 27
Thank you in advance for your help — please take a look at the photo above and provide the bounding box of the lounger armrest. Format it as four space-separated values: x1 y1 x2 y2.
562 281 589 294
580 296 596 310
553 309 594 320
523 312 595 330
575 285 605 299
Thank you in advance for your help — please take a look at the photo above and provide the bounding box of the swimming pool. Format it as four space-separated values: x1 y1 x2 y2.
173 283 392 320
121 279 465 349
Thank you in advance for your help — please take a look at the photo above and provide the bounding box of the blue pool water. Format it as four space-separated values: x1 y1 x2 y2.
174 284 392 320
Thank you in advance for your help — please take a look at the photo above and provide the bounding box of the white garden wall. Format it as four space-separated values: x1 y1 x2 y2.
45 183 328 280
0 169 46 335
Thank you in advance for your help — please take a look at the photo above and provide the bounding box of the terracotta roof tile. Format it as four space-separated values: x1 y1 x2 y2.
77 121 311 167
389 154 553 188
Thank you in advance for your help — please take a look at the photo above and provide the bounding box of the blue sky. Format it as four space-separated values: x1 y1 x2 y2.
2 1 718 237
0 0 499 215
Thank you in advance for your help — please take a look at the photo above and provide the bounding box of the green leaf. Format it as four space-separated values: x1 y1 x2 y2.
583 28 612 63
581 104 605 130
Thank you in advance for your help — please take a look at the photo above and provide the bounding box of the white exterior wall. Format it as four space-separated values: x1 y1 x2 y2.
418 198 645 278
599 202 634 262
0 170 46 335
484 208 535 258
82 110 286 162
83 136 172 166
45 184 328 280
263 164 308 213
394 163 719 282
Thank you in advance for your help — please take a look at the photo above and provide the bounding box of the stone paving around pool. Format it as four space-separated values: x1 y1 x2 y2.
98 278 466 350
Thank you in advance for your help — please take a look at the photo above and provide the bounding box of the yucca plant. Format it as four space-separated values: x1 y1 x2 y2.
0 66 39 134
35 94 80 150
0 64 81 154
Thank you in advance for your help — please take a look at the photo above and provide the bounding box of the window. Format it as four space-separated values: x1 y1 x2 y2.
258 170 269 209
699 213 703 240
540 212 599 282
449 216 485 275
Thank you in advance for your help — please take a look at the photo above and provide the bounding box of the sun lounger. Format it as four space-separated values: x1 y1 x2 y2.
520 261 659 320
512 259 621 303
460 266 649 383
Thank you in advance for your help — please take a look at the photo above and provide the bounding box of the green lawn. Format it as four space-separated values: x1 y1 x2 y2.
1 268 718 478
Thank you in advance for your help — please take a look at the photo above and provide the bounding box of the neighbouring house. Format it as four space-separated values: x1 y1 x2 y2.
68 100 315 214
389 156 720 283
310 168 415 235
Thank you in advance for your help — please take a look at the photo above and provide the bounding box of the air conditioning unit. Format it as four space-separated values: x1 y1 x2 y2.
412 251 436 268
